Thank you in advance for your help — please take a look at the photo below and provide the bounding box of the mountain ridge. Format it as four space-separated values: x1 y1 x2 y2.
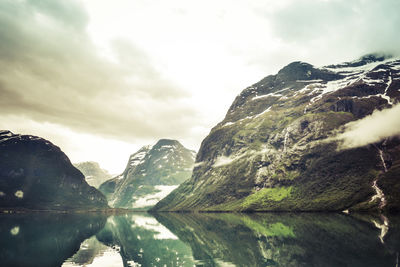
100 139 195 210
153 54 400 212
0 130 108 211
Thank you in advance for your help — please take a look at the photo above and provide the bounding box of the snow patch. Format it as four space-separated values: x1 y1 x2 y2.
129 151 147 167
296 79 323 83
252 93 282 101
160 145 175 149
222 122 235 127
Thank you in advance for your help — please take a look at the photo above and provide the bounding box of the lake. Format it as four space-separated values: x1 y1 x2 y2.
0 212 399 266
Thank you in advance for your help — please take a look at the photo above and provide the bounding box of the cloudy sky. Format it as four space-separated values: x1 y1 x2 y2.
0 0 399 173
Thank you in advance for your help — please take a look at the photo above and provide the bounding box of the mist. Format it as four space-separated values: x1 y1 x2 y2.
336 103 400 149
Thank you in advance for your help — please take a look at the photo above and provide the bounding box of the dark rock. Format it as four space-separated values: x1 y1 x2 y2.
0 131 108 210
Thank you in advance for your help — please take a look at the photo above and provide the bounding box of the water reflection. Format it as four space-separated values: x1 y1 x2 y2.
154 212 400 267
0 213 106 267
95 213 195 266
1 212 400 266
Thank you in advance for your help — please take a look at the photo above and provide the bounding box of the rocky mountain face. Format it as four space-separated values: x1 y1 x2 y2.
153 54 400 212
100 139 195 210
74 161 112 188
0 131 108 210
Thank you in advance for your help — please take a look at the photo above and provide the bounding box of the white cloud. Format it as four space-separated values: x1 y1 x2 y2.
336 103 400 149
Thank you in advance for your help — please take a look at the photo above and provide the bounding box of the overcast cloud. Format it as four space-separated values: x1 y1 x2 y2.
0 0 399 172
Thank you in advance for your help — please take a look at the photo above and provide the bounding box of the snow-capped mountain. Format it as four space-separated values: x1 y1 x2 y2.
74 161 112 188
99 139 196 210
153 53 400 212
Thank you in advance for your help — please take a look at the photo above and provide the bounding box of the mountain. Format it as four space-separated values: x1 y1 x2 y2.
100 139 195 210
153 54 400 212
0 130 108 210
74 161 112 188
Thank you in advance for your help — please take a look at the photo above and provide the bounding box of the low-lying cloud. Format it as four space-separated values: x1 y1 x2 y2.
336 103 400 149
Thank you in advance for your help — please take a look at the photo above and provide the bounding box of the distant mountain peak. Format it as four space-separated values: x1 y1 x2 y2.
99 138 196 210
74 161 112 188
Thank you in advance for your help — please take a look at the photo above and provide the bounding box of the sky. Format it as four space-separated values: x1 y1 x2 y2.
0 0 399 174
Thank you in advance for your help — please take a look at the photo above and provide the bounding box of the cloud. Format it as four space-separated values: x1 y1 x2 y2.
253 0 400 67
335 103 400 149
0 0 198 144
2 0 400 172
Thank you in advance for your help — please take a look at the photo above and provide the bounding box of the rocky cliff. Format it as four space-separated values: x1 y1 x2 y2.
100 139 195 209
0 130 108 210
153 54 400 212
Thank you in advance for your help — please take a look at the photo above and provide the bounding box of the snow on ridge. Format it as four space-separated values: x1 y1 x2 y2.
251 87 290 101
128 150 148 167
222 106 272 128
254 106 272 118
252 93 282 101
323 57 399 74
296 79 323 83
160 145 175 149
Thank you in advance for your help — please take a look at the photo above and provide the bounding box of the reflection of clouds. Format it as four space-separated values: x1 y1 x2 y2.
132 215 178 240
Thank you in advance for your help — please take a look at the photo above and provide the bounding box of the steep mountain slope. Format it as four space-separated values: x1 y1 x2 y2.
74 161 112 188
153 54 400 212
100 139 195 209
0 131 108 210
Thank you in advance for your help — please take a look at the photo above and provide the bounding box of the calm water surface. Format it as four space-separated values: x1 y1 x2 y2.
0 212 399 266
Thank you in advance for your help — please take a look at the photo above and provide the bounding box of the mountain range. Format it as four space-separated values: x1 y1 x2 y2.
100 139 195 210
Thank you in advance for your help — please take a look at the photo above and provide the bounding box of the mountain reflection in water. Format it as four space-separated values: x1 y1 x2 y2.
1 212 399 266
